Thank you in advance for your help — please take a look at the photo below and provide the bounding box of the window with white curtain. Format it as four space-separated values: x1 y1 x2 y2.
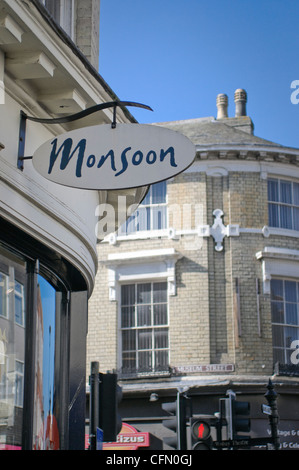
268 178 299 230
40 0 75 39
271 278 299 364
119 181 167 235
120 282 169 375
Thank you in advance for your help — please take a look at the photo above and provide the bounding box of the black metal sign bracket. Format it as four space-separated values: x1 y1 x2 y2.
17 100 153 170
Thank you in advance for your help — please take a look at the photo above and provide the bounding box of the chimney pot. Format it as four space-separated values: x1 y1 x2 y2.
216 93 228 119
234 88 247 117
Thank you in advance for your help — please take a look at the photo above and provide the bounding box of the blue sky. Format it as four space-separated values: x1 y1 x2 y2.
99 0 299 149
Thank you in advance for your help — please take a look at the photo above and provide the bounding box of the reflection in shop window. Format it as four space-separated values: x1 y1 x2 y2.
0 272 8 318
15 361 24 408
0 246 26 450
33 275 59 450
14 281 25 326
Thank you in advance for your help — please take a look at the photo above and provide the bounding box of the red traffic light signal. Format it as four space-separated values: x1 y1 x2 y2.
192 420 211 441
190 418 213 450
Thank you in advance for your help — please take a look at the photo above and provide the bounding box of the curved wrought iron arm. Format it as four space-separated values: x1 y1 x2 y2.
18 100 153 170
23 101 153 124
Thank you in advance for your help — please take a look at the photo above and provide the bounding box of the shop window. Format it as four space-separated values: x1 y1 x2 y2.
33 275 58 450
120 282 169 376
14 281 25 326
0 245 26 450
0 272 8 318
271 278 299 365
0 245 63 450
268 178 299 231
0 218 88 450
15 361 24 408
119 182 167 235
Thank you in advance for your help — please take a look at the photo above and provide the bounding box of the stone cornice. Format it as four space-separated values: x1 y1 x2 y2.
196 147 299 166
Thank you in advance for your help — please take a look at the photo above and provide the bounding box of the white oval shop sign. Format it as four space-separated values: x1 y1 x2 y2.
32 123 196 190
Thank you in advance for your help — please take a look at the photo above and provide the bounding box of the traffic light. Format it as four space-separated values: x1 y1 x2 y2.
225 390 251 440
162 393 188 449
190 416 216 450
99 372 122 442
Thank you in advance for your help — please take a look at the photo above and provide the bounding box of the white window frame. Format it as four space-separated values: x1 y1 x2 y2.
270 277 299 365
256 247 299 366
106 248 181 301
268 177 299 231
120 281 169 376
106 248 181 376
118 181 168 236
256 247 299 295
14 280 25 327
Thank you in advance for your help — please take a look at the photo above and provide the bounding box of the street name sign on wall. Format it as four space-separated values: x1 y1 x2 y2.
32 123 196 190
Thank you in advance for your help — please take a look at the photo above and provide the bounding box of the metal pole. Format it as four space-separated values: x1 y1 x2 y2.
265 379 280 450
89 361 99 450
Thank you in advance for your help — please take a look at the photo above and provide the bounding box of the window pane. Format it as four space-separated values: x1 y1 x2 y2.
271 302 284 323
154 328 168 349
135 206 149 231
138 351 152 371
141 189 151 205
137 284 151 304
280 180 292 204
273 348 284 364
45 0 61 22
152 181 166 204
280 205 292 229
138 329 152 350
153 282 167 303
14 293 24 325
285 326 299 348
268 203 279 227
294 182 299 206
121 306 135 328
272 325 284 348
294 207 299 231
152 206 167 230
271 280 283 301
121 285 135 306
285 281 297 302
137 305 151 326
123 214 135 234
286 303 298 325
153 304 167 325
122 330 136 351
122 352 136 372
268 179 279 201
155 350 168 370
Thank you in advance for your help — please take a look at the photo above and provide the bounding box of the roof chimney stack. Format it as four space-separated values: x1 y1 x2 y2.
216 93 228 119
234 88 247 117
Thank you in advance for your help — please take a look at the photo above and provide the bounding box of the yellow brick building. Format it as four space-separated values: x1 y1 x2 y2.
87 89 299 450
